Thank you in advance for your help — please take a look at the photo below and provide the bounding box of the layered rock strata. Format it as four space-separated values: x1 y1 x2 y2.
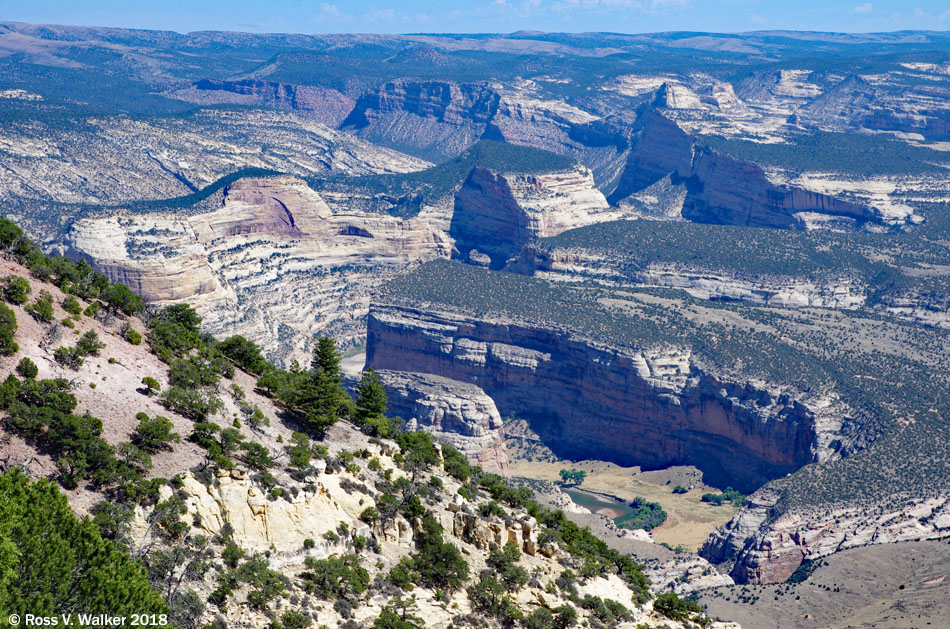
703 489 950 583
376 369 509 475
67 176 451 363
450 164 619 267
609 111 898 229
366 305 844 493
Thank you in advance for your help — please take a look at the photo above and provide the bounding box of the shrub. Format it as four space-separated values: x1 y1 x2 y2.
160 386 223 422
132 414 181 453
299 554 369 600
653 591 704 622
16 357 38 379
218 335 268 375
673 485 688 494
122 322 142 345
487 542 529 592
0 303 15 355
359 506 379 525
26 292 55 323
2 275 31 304
61 295 82 316
141 376 160 395
412 514 469 592
441 443 472 482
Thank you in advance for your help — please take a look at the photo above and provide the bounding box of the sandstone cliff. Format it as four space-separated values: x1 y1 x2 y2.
608 111 900 229
450 164 619 267
366 304 849 493
67 176 452 363
377 369 510 475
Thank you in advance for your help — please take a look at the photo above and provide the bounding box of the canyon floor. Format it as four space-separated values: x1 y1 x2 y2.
508 460 737 551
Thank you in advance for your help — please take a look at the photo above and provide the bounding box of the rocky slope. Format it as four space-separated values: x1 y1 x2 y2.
0 109 427 217
0 252 736 629
376 369 509 475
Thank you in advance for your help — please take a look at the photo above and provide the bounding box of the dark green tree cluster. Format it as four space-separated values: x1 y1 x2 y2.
53 330 106 369
653 591 706 624
1 275 30 305
701 487 745 507
559 469 586 486
0 469 167 617
0 220 141 315
298 554 369 601
256 337 401 440
0 375 163 499
0 303 17 356
25 290 55 323
614 497 667 531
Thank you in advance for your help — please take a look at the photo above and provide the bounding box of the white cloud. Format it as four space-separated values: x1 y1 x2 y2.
317 3 351 21
853 2 873 13
363 8 397 21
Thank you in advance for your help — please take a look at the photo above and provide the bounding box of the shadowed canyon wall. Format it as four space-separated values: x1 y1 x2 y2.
366 305 835 493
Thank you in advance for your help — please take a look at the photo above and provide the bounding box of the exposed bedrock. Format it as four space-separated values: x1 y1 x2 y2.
509 247 867 310
66 176 451 364
366 305 845 493
449 165 617 268
376 369 509 475
341 79 629 181
702 489 950 583
609 110 891 229
174 79 356 127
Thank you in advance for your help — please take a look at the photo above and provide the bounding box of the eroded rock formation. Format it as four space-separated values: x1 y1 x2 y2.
366 304 849 492
450 164 617 267
378 369 510 475
67 176 452 363
703 490 950 583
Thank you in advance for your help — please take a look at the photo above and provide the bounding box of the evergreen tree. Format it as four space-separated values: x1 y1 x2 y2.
353 368 395 437
301 337 350 436
0 469 167 617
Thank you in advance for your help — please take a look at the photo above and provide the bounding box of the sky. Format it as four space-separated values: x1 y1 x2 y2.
2 0 950 35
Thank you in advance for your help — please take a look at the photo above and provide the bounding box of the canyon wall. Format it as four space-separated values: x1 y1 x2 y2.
67 176 451 364
450 164 618 267
607 111 907 229
703 488 950 583
366 304 847 493
377 369 509 475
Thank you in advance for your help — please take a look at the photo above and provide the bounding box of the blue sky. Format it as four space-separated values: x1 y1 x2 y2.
3 0 950 34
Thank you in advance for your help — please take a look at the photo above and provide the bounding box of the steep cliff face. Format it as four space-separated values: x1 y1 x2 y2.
341 79 628 181
608 111 891 229
170 79 356 127
682 147 876 228
791 74 950 140
450 164 616 267
342 80 500 160
703 489 950 583
377 369 510 475
66 176 452 364
366 305 846 493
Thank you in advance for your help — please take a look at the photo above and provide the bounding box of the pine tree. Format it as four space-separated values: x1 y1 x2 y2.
0 468 167 617
353 368 394 436
301 337 351 436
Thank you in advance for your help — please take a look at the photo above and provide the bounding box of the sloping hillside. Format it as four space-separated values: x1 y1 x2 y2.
0 218 735 628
